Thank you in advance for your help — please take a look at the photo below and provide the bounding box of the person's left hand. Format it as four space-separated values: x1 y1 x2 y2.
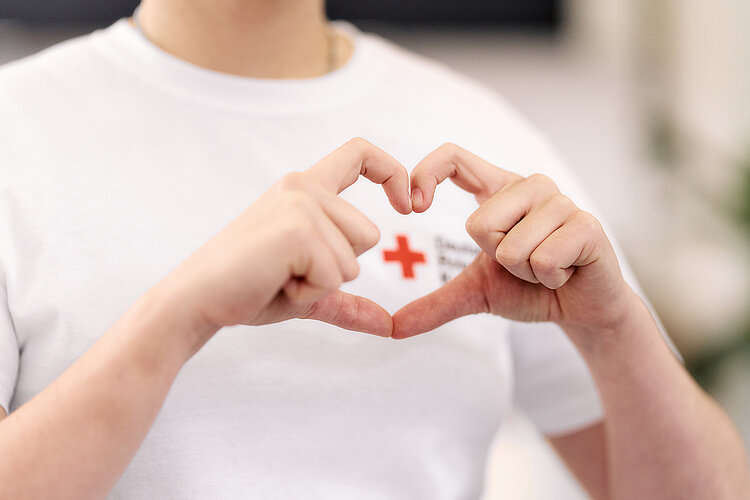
392 144 638 340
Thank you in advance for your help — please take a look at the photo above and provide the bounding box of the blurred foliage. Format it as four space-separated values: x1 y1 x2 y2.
647 111 680 169
690 329 750 389
735 151 750 235
688 148 750 389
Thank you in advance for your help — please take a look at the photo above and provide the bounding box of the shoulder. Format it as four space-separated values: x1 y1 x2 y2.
0 29 113 184
0 30 105 151
363 32 512 120
0 29 102 95
0 24 128 131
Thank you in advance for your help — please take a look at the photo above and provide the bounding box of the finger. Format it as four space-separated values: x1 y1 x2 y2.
465 174 561 272
410 143 522 212
528 211 603 289
284 233 343 304
302 290 393 337
492 192 576 283
391 261 487 339
305 137 412 214
278 193 358 282
307 185 381 256
307 205 360 282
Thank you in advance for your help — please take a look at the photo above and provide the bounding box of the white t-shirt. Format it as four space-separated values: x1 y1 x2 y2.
0 19 636 499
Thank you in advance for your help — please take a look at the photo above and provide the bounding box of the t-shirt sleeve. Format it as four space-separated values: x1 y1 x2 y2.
509 321 602 436
491 96 679 436
0 276 19 415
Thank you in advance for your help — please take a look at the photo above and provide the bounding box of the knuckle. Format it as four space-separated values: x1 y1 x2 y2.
329 273 344 291
438 142 461 160
526 173 558 192
575 210 602 235
543 276 566 290
362 223 380 250
285 190 315 211
277 171 307 191
530 251 557 274
495 243 526 267
465 213 490 237
345 136 371 151
343 260 360 282
550 192 574 209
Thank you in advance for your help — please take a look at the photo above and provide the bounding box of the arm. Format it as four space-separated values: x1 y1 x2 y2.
549 423 608 500
0 138 411 500
0 287 216 499
393 143 750 499
551 295 749 499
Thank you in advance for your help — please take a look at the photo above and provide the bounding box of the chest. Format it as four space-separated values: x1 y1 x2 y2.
5 131 514 412
2 111 519 499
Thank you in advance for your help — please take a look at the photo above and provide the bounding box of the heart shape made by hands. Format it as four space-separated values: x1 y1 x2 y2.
302 142 629 341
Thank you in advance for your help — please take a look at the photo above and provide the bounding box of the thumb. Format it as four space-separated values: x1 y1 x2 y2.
392 262 487 339
301 290 393 337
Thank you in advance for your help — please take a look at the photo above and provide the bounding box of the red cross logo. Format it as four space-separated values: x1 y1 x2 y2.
383 234 426 279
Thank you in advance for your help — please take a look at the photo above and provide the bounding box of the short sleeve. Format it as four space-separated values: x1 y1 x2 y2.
510 321 602 436
497 96 680 436
0 280 19 415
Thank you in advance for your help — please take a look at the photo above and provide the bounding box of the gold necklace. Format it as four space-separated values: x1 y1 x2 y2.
324 25 353 73
132 6 350 76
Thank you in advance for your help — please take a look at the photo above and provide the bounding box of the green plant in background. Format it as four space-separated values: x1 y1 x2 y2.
647 110 680 170
689 148 750 390
736 151 750 236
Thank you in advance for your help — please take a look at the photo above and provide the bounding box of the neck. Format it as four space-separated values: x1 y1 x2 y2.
135 0 336 79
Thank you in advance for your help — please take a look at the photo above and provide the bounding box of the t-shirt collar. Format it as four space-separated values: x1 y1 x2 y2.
92 18 390 113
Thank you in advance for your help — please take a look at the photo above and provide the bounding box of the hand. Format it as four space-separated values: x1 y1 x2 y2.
392 144 635 340
162 138 411 338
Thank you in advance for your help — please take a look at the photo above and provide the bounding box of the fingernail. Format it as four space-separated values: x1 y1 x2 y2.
412 188 423 209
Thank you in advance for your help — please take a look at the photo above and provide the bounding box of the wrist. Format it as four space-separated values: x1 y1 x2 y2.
124 281 220 369
560 288 653 355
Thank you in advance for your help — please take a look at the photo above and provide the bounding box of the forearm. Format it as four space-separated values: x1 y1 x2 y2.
565 291 750 500
0 284 217 500
0 140 402 499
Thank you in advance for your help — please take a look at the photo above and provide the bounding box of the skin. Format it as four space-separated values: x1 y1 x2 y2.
393 144 750 499
0 138 411 499
1 1 748 498
135 0 349 78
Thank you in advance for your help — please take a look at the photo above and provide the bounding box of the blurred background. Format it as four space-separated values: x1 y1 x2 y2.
1 1 749 498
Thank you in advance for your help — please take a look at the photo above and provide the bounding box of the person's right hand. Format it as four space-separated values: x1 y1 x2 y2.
160 138 411 338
